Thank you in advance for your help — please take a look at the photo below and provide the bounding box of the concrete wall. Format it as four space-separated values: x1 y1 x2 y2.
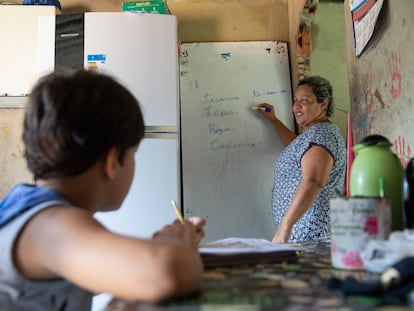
311 0 350 139
345 0 414 167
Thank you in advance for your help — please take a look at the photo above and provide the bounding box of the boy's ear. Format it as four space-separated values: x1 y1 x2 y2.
103 147 120 179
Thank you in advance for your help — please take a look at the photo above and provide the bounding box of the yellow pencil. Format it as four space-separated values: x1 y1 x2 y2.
171 200 185 224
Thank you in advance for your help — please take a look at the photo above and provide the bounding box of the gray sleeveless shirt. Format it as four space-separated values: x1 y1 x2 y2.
0 201 93 311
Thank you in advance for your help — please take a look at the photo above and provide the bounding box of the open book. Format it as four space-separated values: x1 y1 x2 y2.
199 237 299 267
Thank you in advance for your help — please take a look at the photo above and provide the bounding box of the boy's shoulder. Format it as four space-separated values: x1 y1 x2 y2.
0 184 70 229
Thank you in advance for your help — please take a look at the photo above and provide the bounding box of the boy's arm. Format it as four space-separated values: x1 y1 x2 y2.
14 206 203 302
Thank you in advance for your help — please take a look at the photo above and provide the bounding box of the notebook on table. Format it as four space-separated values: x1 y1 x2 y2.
199 237 299 268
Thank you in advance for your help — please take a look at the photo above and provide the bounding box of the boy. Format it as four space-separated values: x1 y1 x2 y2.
0 70 206 311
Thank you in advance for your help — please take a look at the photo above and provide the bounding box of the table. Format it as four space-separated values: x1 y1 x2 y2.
105 243 382 311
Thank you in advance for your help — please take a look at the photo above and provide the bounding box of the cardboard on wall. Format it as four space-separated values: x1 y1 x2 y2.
166 0 290 43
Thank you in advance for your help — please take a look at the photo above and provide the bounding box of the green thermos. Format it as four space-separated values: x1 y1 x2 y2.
350 134 404 231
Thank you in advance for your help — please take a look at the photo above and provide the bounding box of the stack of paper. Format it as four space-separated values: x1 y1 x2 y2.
199 237 299 267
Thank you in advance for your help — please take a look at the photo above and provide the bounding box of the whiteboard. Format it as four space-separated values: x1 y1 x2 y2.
180 41 294 242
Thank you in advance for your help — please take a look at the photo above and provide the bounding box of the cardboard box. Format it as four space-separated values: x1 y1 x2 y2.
122 1 170 14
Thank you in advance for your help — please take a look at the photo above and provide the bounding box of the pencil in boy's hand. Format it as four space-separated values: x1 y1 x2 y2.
171 200 184 224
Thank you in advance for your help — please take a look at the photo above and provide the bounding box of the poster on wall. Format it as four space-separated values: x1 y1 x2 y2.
349 0 384 57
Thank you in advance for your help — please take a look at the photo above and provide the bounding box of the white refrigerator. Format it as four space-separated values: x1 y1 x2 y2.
37 12 181 238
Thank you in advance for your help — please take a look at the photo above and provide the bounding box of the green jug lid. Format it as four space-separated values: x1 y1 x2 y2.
353 134 392 152
359 134 391 146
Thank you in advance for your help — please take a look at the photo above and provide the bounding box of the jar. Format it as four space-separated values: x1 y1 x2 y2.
350 134 404 231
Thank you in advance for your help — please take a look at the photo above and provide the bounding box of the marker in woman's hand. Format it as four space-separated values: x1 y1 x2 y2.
250 106 272 112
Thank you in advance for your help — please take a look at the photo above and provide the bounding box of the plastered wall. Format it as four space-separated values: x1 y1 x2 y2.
311 0 349 140
0 0 306 198
345 0 414 167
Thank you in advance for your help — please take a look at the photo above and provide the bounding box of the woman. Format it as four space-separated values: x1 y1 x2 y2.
257 76 346 243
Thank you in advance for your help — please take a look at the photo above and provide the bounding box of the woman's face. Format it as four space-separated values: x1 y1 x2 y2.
292 84 327 129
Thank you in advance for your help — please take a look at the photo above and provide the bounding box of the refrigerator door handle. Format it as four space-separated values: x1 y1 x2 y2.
144 132 177 139
144 126 178 139
145 125 177 133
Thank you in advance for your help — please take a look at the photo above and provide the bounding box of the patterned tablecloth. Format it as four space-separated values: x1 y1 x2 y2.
105 242 382 311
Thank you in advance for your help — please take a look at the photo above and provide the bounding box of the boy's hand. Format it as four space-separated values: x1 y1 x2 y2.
186 216 206 243
150 217 206 247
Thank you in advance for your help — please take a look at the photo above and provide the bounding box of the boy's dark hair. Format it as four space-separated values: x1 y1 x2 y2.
297 75 334 117
24 69 145 179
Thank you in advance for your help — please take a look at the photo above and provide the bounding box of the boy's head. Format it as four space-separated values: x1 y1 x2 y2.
24 69 145 179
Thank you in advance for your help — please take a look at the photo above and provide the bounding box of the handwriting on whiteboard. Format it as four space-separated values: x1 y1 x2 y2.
194 88 287 152
200 89 288 104
195 89 287 152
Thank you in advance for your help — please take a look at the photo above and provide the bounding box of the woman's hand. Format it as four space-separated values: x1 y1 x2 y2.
257 103 277 122
272 224 292 243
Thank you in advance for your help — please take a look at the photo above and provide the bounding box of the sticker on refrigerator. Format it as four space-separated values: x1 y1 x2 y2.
87 54 106 71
